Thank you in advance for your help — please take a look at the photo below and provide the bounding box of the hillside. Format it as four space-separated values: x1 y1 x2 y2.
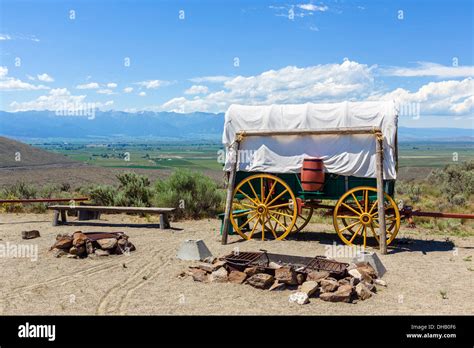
0 136 78 168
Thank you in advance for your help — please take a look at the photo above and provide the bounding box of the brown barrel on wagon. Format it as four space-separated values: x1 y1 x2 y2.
301 158 325 192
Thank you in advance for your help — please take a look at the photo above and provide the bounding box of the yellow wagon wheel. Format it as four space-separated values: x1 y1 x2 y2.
291 206 314 233
272 206 313 234
333 186 400 248
230 174 297 240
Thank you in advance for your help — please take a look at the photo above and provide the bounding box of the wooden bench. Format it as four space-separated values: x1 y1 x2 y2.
47 205 175 230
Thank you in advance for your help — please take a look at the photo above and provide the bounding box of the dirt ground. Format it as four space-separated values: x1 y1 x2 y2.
0 212 473 315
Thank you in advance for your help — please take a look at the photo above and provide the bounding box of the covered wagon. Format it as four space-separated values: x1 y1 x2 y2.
221 101 400 253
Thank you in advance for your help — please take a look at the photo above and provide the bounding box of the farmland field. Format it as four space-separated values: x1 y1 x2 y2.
31 140 474 175
34 140 225 172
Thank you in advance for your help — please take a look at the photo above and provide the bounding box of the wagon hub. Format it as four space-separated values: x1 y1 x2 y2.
256 204 267 215
359 213 372 225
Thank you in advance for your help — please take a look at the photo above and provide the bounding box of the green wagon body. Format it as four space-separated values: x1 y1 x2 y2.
235 171 396 202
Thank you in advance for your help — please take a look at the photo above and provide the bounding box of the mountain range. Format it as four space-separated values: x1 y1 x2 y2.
0 110 471 142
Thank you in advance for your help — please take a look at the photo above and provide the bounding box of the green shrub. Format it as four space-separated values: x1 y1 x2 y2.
116 172 152 207
154 169 225 219
2 182 37 199
87 185 117 206
39 183 62 198
431 161 473 206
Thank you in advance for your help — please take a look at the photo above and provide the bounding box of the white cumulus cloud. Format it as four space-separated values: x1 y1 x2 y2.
297 4 328 12
184 85 209 95
37 73 54 82
380 62 474 78
189 75 232 83
123 87 133 93
135 80 169 89
0 66 49 91
107 82 118 88
9 88 114 112
160 60 375 113
138 91 147 97
97 89 114 95
370 78 474 116
76 82 100 89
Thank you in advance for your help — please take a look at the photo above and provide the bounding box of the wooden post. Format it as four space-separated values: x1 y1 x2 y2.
52 210 60 226
221 141 240 245
60 210 67 224
159 214 170 229
375 134 387 254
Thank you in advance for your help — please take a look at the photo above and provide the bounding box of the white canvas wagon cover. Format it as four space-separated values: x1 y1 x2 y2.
223 101 398 179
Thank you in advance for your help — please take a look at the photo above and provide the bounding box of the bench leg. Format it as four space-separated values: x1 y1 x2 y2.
60 210 67 224
159 214 170 229
52 210 60 226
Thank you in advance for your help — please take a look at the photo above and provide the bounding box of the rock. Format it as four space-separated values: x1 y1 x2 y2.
348 269 373 283
246 273 274 289
94 249 110 257
116 239 136 254
268 262 282 269
196 262 216 273
355 282 372 300
363 281 376 292
72 232 88 247
189 268 208 282
306 270 330 282
197 260 226 273
21 230 40 239
203 256 216 264
296 273 306 285
213 260 226 268
347 263 357 271
351 251 386 278
320 279 339 293
85 240 94 255
319 285 353 303
350 277 360 287
269 281 286 291
300 281 319 297
244 266 263 277
288 292 310 305
56 233 68 240
209 267 228 283
69 245 86 256
274 266 297 285
66 254 77 259
338 278 350 286
374 279 387 287
228 270 247 284
97 238 118 250
53 236 73 250
52 248 67 258
355 262 378 279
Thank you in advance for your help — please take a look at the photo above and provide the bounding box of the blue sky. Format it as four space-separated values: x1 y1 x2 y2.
0 0 473 128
